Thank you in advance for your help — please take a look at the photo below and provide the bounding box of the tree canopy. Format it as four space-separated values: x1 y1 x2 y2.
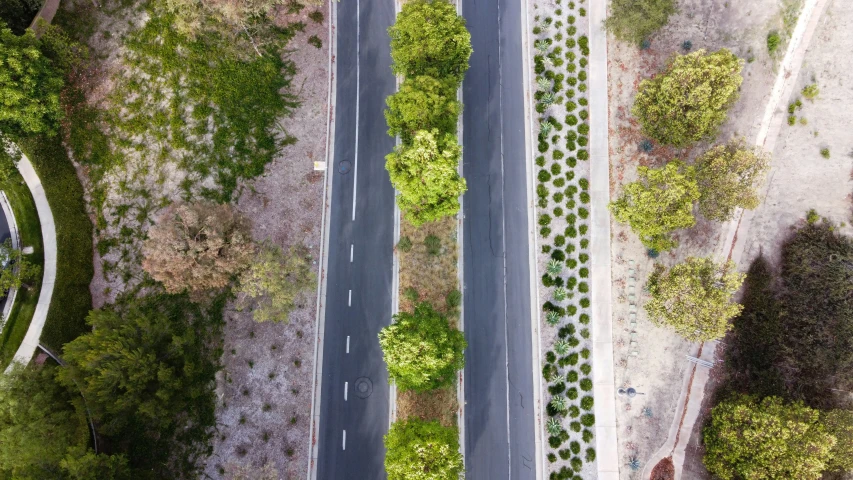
388 0 472 84
58 293 222 477
237 243 315 323
379 302 466 392
384 419 463 480
645 257 744 342
703 395 835 480
385 75 460 145
609 159 699 252
632 49 743 146
142 201 254 295
0 25 65 136
0 364 129 479
604 0 677 46
0 238 40 294
696 140 770 221
824 409 853 473
385 129 466 226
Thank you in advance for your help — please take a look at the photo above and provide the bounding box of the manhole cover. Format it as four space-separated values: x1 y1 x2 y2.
354 377 373 399
339 160 352 174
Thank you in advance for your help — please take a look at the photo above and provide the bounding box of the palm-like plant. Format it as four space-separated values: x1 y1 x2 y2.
535 39 549 55
546 259 563 276
545 311 561 326
536 77 552 92
554 339 571 356
553 286 568 302
550 396 569 413
546 417 562 436
539 121 553 137
540 91 554 106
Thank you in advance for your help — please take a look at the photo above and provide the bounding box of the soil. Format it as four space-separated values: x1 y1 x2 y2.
606 0 812 477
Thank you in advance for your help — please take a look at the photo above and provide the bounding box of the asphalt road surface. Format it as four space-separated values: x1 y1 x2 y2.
315 0 396 478
462 0 538 478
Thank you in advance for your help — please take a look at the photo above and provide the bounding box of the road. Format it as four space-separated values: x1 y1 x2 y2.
462 0 538 478
315 0 396 478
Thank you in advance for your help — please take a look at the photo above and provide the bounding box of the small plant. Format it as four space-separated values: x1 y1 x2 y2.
263 403 272 412
559 449 571 460
403 287 419 302
681 40 693 51
806 208 820 224
583 429 593 443
290 416 297 425
262 431 270 442
787 115 796 126
566 387 578 400
424 235 441 255
642 406 653 417
766 31 780 53
239 414 246 424
802 83 819 100
550 396 569 413
553 287 568 302
820 147 830 159
580 413 595 427
397 236 412 252
585 448 596 462
268 371 276 380
554 339 570 355
571 457 583 471
629 457 641 471
546 417 563 436
446 289 462 309
546 311 561 326
308 35 323 49
581 396 594 410
309 10 324 23
294 359 302 368
580 378 593 391
247 360 254 368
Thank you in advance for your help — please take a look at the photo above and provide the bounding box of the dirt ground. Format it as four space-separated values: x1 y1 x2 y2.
606 0 812 477
679 0 853 477
204 5 330 479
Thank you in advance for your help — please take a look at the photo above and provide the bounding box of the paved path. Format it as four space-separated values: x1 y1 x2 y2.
461 0 538 477
0 191 18 325
644 0 831 477
313 0 397 477
5 155 57 372
588 1 619 479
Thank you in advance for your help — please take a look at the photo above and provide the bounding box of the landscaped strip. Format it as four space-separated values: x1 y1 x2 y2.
529 0 599 477
380 0 471 477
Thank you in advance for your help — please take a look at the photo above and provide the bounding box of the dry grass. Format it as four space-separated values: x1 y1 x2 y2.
397 216 459 320
396 384 458 427
395 215 461 424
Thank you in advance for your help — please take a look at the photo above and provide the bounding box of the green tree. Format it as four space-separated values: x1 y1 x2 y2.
824 409 853 473
384 419 463 480
0 0 42 35
378 302 466 392
57 294 221 477
632 49 743 146
609 160 699 252
0 25 65 136
604 0 677 46
0 238 40 294
646 257 744 342
696 140 770 221
237 243 315 323
385 75 460 144
60 446 131 480
703 395 835 480
388 0 472 84
386 129 466 226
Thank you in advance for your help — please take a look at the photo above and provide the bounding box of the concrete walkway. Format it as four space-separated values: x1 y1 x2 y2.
5 155 57 372
0 191 21 325
588 1 619 479
643 0 831 476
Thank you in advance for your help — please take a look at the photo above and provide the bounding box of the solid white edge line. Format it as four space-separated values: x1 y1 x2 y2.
351 0 361 222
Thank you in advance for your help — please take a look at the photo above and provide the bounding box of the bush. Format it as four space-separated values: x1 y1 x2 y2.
581 396 594 410
403 287 419 302
580 191 590 204
578 208 589 219
571 457 583 471
539 170 552 182
582 429 593 443
580 413 595 427
551 163 562 175
570 422 581 432
580 363 591 375
559 449 571 460
548 436 563 449
802 83 819 100
553 178 565 187
566 387 578 400
820 147 830 159
539 214 552 226
397 236 413 252
580 348 590 359
577 149 588 161
540 227 552 237
553 150 564 160
767 31 781 54
536 155 546 167
580 379 592 391
550 249 566 262
554 235 566 246
424 235 442 255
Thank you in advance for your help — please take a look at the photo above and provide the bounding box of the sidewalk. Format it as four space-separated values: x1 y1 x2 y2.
588 1 619 479
5 155 57 372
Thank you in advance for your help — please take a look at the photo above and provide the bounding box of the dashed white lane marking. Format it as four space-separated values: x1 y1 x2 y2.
351 0 361 222
348 289 352 306
350 244 354 262
342 430 347 450
345 381 349 401
346 336 350 353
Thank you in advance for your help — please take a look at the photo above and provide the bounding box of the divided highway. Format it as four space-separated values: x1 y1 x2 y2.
462 0 538 478
315 0 396 478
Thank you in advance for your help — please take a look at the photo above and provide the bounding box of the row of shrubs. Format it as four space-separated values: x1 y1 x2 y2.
532 1 597 479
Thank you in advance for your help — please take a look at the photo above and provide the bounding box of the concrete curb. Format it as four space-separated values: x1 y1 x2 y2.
307 0 338 476
6 155 57 372
519 0 545 474
0 191 21 327
454 0 467 464
588 0 620 478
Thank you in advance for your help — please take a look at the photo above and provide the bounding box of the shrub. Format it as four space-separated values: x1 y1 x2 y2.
551 163 562 175
539 170 552 182
540 227 552 237
767 31 780 53
548 435 562 448
577 149 588 161
547 453 557 463
580 298 590 308
567 353 579 365
578 123 589 135
554 235 566 246
571 457 583 471
397 236 413 252
579 225 588 235
580 191 590 204
551 249 566 261
580 379 593 391
580 363 591 375
424 235 442 255
578 282 588 293
566 387 578 400
559 449 571 460
820 147 830 159
802 83 819 100
446 289 462 309
582 429 593 443
403 287 419 302
580 239 589 249
553 178 566 187
553 150 564 160
570 422 581 432
578 208 589 219
581 396 594 410
580 348 590 359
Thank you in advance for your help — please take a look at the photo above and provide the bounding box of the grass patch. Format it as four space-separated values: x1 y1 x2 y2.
0 169 44 368
16 134 94 350
398 216 459 320
396 385 458 427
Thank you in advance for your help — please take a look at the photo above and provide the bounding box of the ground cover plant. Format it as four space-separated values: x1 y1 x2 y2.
531 0 597 476
604 0 677 47
381 0 470 475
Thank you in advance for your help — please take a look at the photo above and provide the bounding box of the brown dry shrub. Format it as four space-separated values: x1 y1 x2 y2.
142 201 254 295
650 456 675 480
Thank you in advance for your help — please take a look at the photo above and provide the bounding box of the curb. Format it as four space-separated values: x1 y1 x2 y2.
307 0 338 476
6 155 57 371
454 0 467 466
519 0 545 475
0 191 21 327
